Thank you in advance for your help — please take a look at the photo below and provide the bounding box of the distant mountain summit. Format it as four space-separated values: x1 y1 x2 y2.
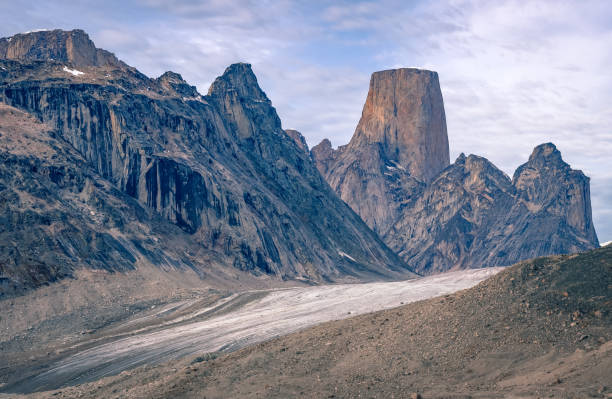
315 69 599 274
0 29 413 296
0 29 124 68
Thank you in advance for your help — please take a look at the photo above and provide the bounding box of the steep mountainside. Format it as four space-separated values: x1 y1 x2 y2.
0 29 413 297
315 68 599 274
387 146 598 273
0 103 268 298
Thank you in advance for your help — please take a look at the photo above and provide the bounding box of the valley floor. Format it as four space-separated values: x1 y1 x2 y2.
0 268 499 395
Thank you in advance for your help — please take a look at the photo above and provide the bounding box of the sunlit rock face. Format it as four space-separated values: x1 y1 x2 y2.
349 68 449 183
315 68 449 237
386 145 598 274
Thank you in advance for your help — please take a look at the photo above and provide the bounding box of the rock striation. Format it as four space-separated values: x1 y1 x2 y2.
0 30 414 296
316 69 599 274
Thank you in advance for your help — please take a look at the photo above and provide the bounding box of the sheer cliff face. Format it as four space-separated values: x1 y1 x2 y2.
315 68 449 236
316 69 599 274
0 30 413 296
512 143 598 245
349 68 449 183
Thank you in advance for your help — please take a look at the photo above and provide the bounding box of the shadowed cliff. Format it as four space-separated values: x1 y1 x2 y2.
0 30 414 296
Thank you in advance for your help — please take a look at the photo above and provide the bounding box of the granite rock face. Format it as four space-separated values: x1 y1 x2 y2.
317 68 448 235
0 104 220 297
350 68 449 183
317 69 599 274
0 30 413 296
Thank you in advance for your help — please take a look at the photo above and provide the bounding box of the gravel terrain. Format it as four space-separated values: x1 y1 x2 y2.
0 268 500 395
9 245 609 399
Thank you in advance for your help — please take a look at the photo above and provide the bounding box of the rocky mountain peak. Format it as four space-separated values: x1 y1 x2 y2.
207 62 268 102
0 29 123 68
157 71 199 97
284 129 309 152
525 142 565 168
311 139 346 176
206 62 281 140
348 67 450 183
158 71 186 83
512 143 597 245
513 142 571 183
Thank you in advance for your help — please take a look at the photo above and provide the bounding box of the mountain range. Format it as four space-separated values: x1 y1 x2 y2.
0 29 599 296
0 29 410 298
312 67 599 274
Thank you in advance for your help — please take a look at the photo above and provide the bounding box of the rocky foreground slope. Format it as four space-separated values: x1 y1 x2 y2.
0 29 413 297
313 68 599 274
40 245 610 399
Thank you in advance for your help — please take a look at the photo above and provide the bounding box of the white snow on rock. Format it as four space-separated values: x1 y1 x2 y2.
20 267 502 391
63 66 85 76
22 29 50 34
601 241 612 247
338 251 356 262
390 160 406 171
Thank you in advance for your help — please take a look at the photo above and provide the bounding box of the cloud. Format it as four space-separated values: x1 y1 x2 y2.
0 0 610 242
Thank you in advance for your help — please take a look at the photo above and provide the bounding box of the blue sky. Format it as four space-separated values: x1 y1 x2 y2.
1 0 611 243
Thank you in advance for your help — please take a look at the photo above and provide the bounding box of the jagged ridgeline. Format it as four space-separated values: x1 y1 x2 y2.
313 68 599 274
0 29 414 296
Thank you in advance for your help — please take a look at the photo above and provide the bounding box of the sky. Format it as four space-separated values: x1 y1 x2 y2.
1 0 611 243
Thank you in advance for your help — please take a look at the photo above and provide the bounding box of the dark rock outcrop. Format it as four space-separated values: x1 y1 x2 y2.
0 30 414 296
0 104 217 297
317 68 599 274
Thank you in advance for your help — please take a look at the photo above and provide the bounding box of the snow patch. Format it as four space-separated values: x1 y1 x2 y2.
22 29 50 34
63 66 85 76
7 37 12 42
338 251 356 262
601 241 612 247
390 160 406 171
182 95 206 103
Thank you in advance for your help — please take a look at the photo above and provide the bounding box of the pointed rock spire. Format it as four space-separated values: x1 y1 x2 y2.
349 68 450 183
207 63 269 102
